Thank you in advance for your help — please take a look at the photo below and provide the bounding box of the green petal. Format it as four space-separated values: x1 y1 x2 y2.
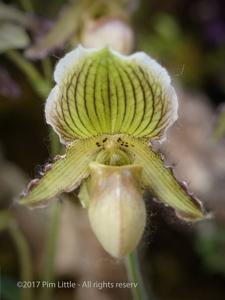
46 46 177 143
19 137 102 207
120 135 204 220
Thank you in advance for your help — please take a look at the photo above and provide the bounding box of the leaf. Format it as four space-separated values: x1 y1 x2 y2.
120 135 205 220
0 3 30 26
19 137 102 207
0 23 29 53
46 46 178 143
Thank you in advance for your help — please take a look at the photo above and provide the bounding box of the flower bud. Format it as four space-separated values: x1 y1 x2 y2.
88 162 146 258
81 18 134 54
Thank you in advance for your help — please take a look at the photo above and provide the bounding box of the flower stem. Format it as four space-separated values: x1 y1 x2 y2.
6 50 50 98
0 211 33 300
38 202 60 300
212 105 225 141
125 251 148 300
9 222 33 300
41 57 53 86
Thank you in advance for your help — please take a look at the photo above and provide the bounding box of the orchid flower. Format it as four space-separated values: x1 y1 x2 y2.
19 46 205 258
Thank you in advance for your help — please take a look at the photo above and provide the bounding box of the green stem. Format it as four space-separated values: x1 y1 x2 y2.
6 50 50 98
41 58 53 86
212 106 225 141
125 251 148 300
9 222 33 300
38 203 60 300
0 211 33 300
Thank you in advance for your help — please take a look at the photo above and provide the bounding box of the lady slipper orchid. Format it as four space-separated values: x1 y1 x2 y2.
19 46 205 258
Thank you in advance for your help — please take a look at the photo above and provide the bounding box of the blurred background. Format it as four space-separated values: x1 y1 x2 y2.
0 0 225 300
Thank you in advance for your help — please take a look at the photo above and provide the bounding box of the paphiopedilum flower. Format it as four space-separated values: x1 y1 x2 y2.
19 46 205 257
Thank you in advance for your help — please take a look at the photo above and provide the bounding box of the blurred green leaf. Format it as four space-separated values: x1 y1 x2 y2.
0 3 30 26
6 50 50 98
196 224 225 275
139 13 204 86
0 23 29 53
153 13 181 41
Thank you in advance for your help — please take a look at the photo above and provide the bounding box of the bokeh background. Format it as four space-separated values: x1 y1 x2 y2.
0 1 225 300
